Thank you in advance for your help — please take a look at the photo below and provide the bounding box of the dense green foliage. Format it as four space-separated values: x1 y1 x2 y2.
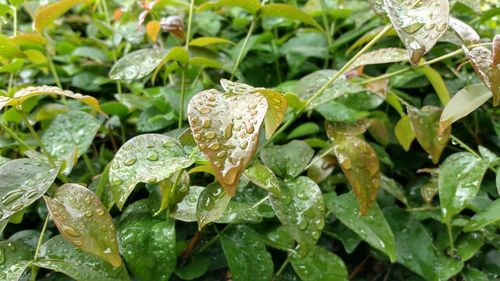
0 0 499 280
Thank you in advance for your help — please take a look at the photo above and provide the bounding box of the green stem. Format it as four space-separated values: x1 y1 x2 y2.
274 256 290 278
30 214 50 281
184 0 195 48
18 110 56 167
83 154 96 176
99 0 122 98
319 0 333 68
406 206 439 212
178 68 186 128
230 18 257 80
7 6 17 92
252 195 270 208
446 222 455 256
304 146 335 170
46 54 62 89
451 135 496 173
197 225 231 254
0 122 32 150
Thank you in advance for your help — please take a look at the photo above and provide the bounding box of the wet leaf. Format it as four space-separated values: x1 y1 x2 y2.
349 48 408 71
198 0 261 14
420 65 450 105
109 134 193 210
463 267 490 281
118 203 176 281
0 159 58 221
188 89 267 195
464 199 500 232
42 111 101 161
269 177 325 255
407 105 450 164
260 4 323 31
326 122 380 215
435 254 464 281
146 20 161 42
216 201 262 224
0 86 104 114
448 17 480 45
44 184 121 267
33 0 92 33
306 148 337 183
384 0 449 65
394 114 415 151
380 174 409 206
196 182 231 229
189 37 234 47
155 171 190 215
287 122 320 140
0 241 32 281
439 152 489 223
170 186 203 222
220 225 273 281
109 48 165 81
260 140 314 178
440 84 491 131
34 236 130 281
258 89 288 139
174 257 210 280
456 232 484 261
326 193 397 262
368 0 389 20
244 163 282 196
151 47 189 83
290 246 348 281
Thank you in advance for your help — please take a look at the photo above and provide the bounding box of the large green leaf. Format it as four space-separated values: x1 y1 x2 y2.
0 159 58 221
34 236 130 281
349 48 408 71
33 0 92 32
260 4 323 31
259 140 314 179
325 193 396 262
109 48 165 81
196 182 231 229
0 241 32 281
109 134 193 209
456 232 484 262
463 267 490 281
118 202 176 281
188 89 267 195
464 199 500 232
244 163 282 196
290 246 348 281
384 0 449 65
439 152 489 223
269 177 325 255
44 184 122 267
220 225 273 281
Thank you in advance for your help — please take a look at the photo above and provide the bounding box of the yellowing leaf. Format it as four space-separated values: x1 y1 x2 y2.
44 184 122 267
407 105 450 164
260 4 323 31
189 37 235 47
394 114 415 151
146 20 161 42
256 89 287 139
0 34 24 59
33 0 93 33
326 122 381 215
197 0 261 14
10 33 47 46
188 89 268 195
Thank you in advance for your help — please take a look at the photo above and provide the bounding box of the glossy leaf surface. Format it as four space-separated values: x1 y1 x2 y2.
449 17 480 45
260 140 314 179
244 163 282 196
349 48 408 71
109 48 165 81
258 89 288 139
0 241 31 281
464 199 500 232
260 4 323 31
198 0 261 14
171 186 203 222
290 246 348 281
196 182 231 229
394 115 415 151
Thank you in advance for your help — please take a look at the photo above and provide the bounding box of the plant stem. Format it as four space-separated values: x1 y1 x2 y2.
252 195 270 208
185 0 195 48
230 19 257 80
197 224 231 254
446 222 455 256
100 0 122 98
30 214 50 281
83 153 96 176
304 146 335 170
46 54 62 89
319 0 333 68
451 135 496 173
18 110 56 167
0 122 33 150
274 256 290 279
179 68 186 128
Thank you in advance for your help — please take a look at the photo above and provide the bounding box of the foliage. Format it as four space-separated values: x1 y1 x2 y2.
0 0 499 280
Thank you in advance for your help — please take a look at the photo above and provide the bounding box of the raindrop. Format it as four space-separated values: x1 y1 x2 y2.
202 196 215 210
0 248 4 264
124 157 137 166
10 203 23 212
315 219 325 230
209 143 220 150
147 176 157 183
204 131 216 139
298 219 308 230
96 209 105 216
202 119 211 128
62 225 81 237
112 178 123 186
123 143 133 150
297 191 309 200
146 151 159 161
2 190 23 205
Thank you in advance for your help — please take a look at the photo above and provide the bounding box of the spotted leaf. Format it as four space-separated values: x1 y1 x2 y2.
188 89 267 195
384 0 449 65
196 182 231 229
0 159 58 221
326 122 381 215
407 105 450 164
44 184 122 267
109 134 194 210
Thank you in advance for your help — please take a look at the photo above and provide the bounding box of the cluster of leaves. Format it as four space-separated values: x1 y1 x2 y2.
0 0 499 280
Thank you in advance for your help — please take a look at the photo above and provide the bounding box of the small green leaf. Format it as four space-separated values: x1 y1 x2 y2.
0 159 58 221
439 152 489 223
109 134 193 210
326 122 380 215
407 105 450 164
44 184 122 267
456 232 484 261
435 254 464 281
109 48 165 81
155 171 190 215
244 163 282 196
0 241 32 281
189 37 235 47
449 17 480 45
174 257 210 280
216 201 262 224
197 0 261 14
34 236 131 281
118 202 176 281
33 0 92 32
463 267 490 281
290 246 348 281
258 89 288 139
440 84 492 131
171 186 203 222
260 4 323 31
326 192 396 262
260 140 314 178
269 177 325 255
188 89 268 195
221 225 273 281
349 48 408 71
151 47 190 83
384 0 449 65
0 34 24 59
394 115 415 151
380 174 408 206
287 122 320 140
196 182 231 229
420 65 450 105
464 199 500 232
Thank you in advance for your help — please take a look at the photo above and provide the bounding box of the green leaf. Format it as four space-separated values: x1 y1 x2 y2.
260 4 323 31
189 37 235 47
0 156 8 166
269 177 325 255
0 34 24 59
290 246 348 281
287 122 320 140
0 241 32 281
154 171 190 215
349 48 408 71
188 89 268 195
42 111 101 162
456 232 484 261
216 201 262 224
420 65 450 105
171 186 202 222
435 254 464 281
10 33 47 46
244 163 282 196
44 184 122 267
151 47 190 83
368 0 389 20
118 203 176 281
109 48 165 81
0 159 58 221
464 199 500 232
34 236 130 281
109 134 193 210
33 0 92 33
260 140 314 178
258 89 288 139
326 193 397 262
174 257 210 280
448 17 480 45
383 207 436 280
326 122 380 215
463 267 490 281
384 0 449 65
196 182 231 229
380 174 409 206
198 0 261 14
407 105 450 164
439 152 489 223
440 84 492 131
220 225 273 281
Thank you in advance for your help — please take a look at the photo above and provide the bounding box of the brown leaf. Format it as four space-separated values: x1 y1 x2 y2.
146 20 161 42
